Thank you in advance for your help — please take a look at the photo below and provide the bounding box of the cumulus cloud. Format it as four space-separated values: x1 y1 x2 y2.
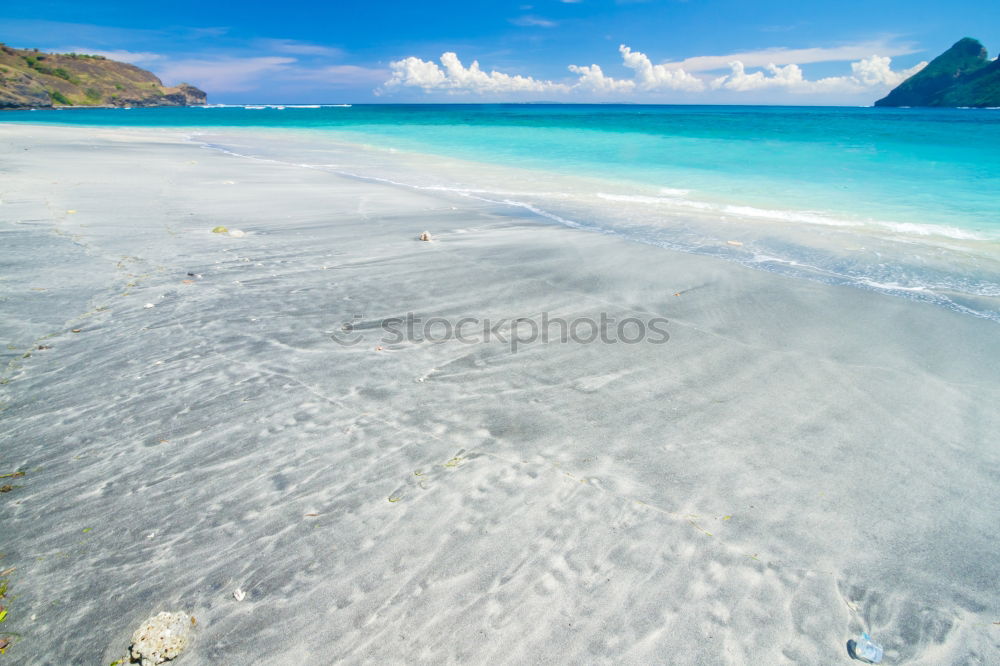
711 55 927 93
710 62 806 91
567 46 704 92
618 45 706 91
851 55 926 87
384 45 703 96
567 64 636 93
383 46 926 98
382 52 570 94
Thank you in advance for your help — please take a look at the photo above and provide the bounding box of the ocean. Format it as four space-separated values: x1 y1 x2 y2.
4 103 999 320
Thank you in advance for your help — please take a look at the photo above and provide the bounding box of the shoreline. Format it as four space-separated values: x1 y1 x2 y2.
189 125 1000 323
1 124 998 663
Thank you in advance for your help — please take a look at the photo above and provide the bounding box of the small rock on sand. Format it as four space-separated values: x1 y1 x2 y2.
129 611 193 666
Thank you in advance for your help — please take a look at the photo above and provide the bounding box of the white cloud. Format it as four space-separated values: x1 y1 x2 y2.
60 48 164 65
156 56 296 91
618 45 706 91
568 64 636 93
382 52 570 94
710 62 806 91
382 46 927 99
255 39 343 58
850 55 926 87
384 45 703 96
663 41 919 72
510 15 558 28
711 55 927 94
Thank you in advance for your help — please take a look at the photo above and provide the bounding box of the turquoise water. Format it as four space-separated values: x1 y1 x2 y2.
4 104 1000 319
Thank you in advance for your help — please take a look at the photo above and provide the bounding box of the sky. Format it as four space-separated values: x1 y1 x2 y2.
2 1 999 105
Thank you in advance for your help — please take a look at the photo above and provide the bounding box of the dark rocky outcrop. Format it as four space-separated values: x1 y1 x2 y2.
0 44 206 110
875 37 1000 107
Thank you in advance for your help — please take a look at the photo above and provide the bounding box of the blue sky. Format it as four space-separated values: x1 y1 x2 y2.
2 1 998 104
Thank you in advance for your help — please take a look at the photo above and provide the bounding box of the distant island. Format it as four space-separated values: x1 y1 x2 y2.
875 37 1000 108
0 44 206 110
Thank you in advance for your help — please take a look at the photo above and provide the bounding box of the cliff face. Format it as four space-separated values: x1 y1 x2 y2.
875 37 1000 107
0 44 206 109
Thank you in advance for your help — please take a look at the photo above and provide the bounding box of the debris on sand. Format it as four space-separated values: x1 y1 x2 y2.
211 226 228 234
129 611 194 666
419 231 432 241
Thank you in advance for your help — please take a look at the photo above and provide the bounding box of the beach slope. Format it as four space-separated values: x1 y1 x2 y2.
1 125 998 664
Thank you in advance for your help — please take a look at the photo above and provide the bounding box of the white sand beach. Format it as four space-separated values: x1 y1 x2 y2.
1 124 998 664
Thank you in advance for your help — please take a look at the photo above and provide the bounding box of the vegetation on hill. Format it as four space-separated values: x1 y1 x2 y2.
875 37 1000 107
0 44 206 109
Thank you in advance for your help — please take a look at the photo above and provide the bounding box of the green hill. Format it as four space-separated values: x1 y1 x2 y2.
875 37 1000 107
0 43 206 109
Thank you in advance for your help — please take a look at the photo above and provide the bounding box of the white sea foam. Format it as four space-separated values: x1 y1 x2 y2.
596 192 863 227
721 204 864 227
857 279 931 293
595 191 999 240
495 199 588 230
596 192 714 211
877 221 987 240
